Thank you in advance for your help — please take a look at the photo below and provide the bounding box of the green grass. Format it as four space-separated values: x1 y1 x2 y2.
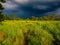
0 20 60 45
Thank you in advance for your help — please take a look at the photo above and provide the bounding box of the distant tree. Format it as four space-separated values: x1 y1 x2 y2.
39 16 48 20
47 14 56 20
5 15 11 20
16 17 23 20
11 14 17 20
30 16 36 20
39 14 56 20
26 18 30 20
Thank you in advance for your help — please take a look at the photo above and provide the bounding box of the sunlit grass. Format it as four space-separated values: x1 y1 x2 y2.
0 20 60 45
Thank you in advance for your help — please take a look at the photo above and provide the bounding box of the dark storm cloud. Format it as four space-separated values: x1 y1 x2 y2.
3 0 60 18
21 2 60 13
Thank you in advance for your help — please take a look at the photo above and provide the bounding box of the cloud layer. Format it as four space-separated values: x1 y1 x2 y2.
3 0 60 18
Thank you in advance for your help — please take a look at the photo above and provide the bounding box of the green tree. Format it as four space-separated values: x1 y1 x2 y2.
47 14 56 20
12 14 17 20
30 16 36 20
0 13 5 21
0 0 6 11
39 16 48 20
5 15 11 20
0 0 6 21
39 14 56 20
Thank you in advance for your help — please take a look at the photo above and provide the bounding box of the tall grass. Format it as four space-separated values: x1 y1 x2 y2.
0 20 60 45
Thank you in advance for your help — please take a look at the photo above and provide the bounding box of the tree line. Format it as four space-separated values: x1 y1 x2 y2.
0 0 60 22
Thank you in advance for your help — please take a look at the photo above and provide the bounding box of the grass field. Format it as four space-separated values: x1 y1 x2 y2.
0 20 60 45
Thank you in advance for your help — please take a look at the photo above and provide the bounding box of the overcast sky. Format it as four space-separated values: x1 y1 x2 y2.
2 0 60 18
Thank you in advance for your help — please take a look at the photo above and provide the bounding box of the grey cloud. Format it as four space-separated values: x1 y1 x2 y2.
3 0 60 18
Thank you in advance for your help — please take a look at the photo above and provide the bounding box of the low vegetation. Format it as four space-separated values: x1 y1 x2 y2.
0 20 60 45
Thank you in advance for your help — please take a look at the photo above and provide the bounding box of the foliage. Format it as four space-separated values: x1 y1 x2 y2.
0 13 5 21
0 13 10 21
0 21 60 45
0 0 6 11
0 0 6 22
36 14 56 20
0 13 60 21
28 14 60 20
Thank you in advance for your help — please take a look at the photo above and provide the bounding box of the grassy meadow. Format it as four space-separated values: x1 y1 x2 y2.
0 20 60 45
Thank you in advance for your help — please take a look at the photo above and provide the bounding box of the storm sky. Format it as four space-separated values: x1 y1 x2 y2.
2 0 60 18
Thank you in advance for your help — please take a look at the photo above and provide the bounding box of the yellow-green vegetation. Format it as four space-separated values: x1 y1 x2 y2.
0 20 60 45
